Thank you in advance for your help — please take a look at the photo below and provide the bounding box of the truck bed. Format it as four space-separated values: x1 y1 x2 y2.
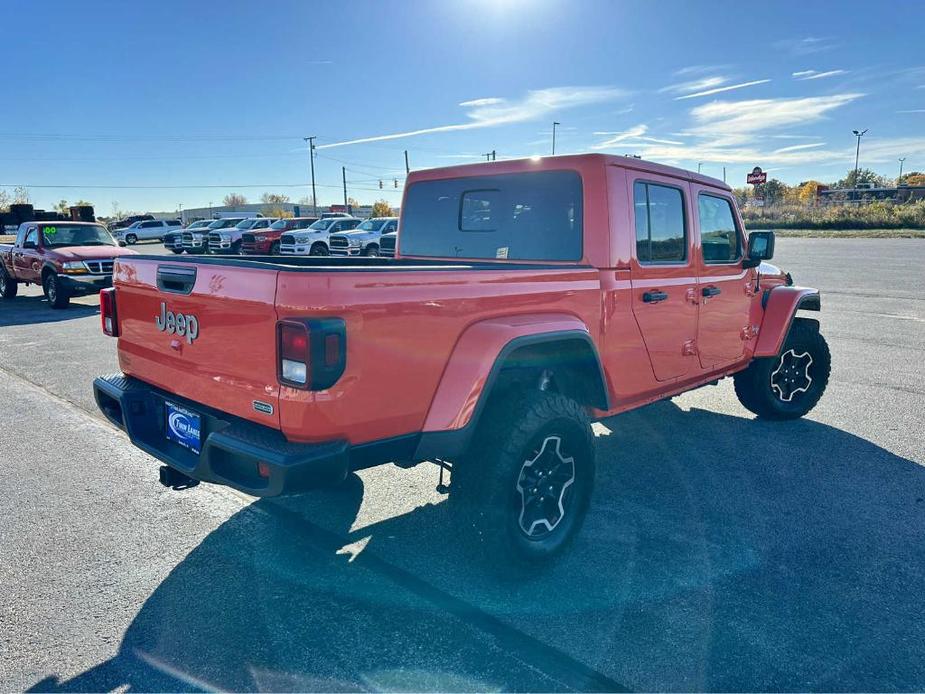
111 254 602 446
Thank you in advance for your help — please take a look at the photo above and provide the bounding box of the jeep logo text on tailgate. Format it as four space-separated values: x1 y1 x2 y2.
156 302 199 344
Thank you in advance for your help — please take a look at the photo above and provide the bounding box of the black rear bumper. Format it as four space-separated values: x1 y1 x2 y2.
93 374 349 496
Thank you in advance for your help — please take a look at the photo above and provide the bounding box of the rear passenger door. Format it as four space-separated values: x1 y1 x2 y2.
629 176 699 381
693 187 752 368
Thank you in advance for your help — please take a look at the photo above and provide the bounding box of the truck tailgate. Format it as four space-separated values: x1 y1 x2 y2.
114 258 281 428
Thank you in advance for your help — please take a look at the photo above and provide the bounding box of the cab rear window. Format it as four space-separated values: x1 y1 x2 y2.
400 171 582 261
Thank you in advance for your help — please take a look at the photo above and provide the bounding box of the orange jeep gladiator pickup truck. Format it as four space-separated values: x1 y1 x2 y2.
94 154 829 565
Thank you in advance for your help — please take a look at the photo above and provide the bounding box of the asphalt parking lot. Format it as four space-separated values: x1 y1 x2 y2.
2 238 924 691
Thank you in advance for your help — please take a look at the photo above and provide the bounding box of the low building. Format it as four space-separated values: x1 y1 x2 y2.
818 185 925 204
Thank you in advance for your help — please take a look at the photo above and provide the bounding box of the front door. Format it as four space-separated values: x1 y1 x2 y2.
693 187 753 369
15 227 41 282
629 176 699 381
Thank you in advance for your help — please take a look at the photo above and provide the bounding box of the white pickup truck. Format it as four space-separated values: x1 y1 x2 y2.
278 217 361 256
329 217 398 257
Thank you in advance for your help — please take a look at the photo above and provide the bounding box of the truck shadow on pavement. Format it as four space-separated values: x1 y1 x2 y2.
0 296 98 327
28 400 925 692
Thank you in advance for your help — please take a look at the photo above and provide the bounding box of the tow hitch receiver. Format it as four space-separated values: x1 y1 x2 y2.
159 465 200 490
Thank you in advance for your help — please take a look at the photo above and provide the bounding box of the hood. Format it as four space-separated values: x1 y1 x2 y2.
50 245 139 261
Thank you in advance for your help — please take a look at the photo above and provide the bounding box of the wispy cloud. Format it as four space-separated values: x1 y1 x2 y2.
687 94 863 136
792 69 847 81
897 109 925 113
591 125 684 149
774 36 837 56
773 142 826 153
674 79 771 100
458 97 503 107
316 86 626 149
659 76 727 95
590 93 878 169
674 64 728 76
306 60 334 65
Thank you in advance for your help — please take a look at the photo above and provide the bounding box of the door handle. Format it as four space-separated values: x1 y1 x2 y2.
642 290 669 303
702 286 721 297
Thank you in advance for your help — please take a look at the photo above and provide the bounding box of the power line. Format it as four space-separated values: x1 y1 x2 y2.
0 181 398 193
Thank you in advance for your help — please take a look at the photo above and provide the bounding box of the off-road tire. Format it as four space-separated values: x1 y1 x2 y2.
124 233 137 245
270 241 281 255
0 267 18 299
310 242 329 256
44 272 71 309
734 317 830 420
452 390 596 568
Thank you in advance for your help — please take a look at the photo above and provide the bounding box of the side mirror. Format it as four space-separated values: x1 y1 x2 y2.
118 240 127 247
743 230 775 269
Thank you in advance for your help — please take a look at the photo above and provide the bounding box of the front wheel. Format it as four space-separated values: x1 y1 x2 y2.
269 241 280 255
363 245 380 257
310 242 329 256
124 233 137 245
0 267 18 298
169 248 184 254
44 272 71 309
452 390 596 567
734 317 830 420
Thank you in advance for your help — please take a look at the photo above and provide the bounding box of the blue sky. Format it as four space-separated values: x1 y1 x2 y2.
2 0 924 214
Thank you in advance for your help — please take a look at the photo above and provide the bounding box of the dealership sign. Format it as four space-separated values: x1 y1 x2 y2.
747 166 767 185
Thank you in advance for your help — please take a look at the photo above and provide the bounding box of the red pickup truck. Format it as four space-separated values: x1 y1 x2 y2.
93 154 829 566
1 221 137 308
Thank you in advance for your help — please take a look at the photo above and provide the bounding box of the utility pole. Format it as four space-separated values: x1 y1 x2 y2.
723 166 726 183
342 166 348 212
898 157 906 183
697 162 703 174
482 150 496 162
552 121 560 155
304 136 318 216
852 129 868 187
404 150 410 175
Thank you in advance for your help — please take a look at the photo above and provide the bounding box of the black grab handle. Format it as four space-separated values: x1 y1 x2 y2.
642 291 668 303
156 265 197 295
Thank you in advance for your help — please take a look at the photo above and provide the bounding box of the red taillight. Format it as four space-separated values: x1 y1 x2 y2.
278 321 310 387
100 287 119 337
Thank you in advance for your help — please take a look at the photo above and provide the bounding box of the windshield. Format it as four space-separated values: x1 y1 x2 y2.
208 219 241 229
41 224 115 248
269 219 291 230
355 219 382 231
187 220 210 229
235 219 258 229
308 219 335 231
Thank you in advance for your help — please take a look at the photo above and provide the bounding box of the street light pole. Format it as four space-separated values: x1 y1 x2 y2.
342 166 348 212
304 136 318 216
552 121 560 155
852 129 868 186
697 162 703 173
898 157 906 183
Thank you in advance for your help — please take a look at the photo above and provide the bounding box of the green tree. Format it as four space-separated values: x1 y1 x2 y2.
55 199 70 214
223 192 247 207
837 168 890 189
758 178 791 204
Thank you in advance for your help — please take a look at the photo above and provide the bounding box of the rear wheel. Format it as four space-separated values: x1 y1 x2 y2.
44 272 71 309
0 267 18 299
452 390 595 568
734 317 830 420
124 233 137 245
310 242 329 256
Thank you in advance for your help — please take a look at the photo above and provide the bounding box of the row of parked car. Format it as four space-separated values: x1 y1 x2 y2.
139 214 399 257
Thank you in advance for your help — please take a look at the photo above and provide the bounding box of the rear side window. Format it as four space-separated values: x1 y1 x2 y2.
634 181 687 263
698 194 741 263
400 171 582 261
